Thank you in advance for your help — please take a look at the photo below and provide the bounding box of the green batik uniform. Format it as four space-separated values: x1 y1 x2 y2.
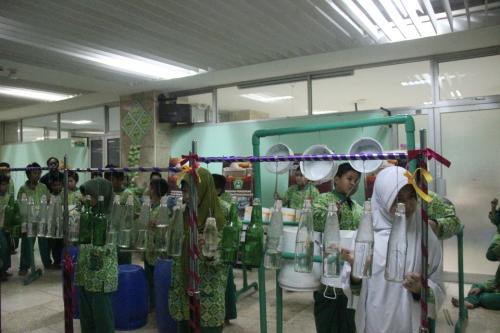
427 191 462 240
312 190 363 333
465 264 500 310
68 189 82 207
169 168 227 332
487 233 500 262
17 182 50 270
283 184 320 210
115 188 140 264
76 177 116 333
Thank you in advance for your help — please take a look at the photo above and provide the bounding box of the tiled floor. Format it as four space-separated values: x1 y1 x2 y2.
2 251 500 333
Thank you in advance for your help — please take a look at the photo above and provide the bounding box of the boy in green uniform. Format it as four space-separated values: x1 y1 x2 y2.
144 178 169 311
0 173 15 281
67 171 82 207
312 163 362 333
0 162 17 254
47 173 64 269
110 169 140 264
282 167 320 210
18 162 50 274
76 177 117 333
213 173 237 324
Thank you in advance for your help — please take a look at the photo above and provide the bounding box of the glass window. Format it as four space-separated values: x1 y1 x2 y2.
3 120 19 144
312 61 432 114
217 81 307 122
22 114 58 142
439 54 500 100
107 138 120 166
60 107 105 136
90 139 103 168
176 93 213 123
109 106 121 132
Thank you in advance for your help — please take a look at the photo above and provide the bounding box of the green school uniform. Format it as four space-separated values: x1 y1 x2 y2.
312 190 363 333
0 193 14 274
283 184 320 210
465 264 500 310
68 189 82 207
17 182 50 270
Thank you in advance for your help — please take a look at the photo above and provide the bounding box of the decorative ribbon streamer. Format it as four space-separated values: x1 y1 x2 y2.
62 252 74 333
407 148 451 168
404 168 433 203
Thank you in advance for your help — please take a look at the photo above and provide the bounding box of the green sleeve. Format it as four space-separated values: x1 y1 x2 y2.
312 193 333 232
427 192 462 240
477 265 500 292
486 233 500 262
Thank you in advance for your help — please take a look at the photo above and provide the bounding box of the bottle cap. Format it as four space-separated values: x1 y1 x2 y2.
396 202 406 213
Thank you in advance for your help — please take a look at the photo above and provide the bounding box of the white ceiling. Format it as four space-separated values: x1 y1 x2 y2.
0 0 499 114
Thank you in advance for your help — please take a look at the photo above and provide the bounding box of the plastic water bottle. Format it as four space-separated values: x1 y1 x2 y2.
37 195 48 237
202 217 218 258
155 195 170 252
242 198 264 267
352 200 374 279
19 193 28 234
264 199 284 270
135 196 150 250
385 203 407 282
322 203 341 278
118 195 134 248
26 197 38 237
167 197 185 257
294 199 314 273
107 195 121 246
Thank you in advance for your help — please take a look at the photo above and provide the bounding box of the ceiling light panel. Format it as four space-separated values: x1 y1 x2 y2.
0 85 76 101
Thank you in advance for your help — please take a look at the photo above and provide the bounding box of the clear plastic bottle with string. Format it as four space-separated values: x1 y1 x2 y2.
106 195 121 246
155 195 170 253
220 197 241 264
202 217 218 258
37 195 48 237
26 197 38 237
78 195 93 244
167 197 185 257
118 195 134 248
352 200 374 279
385 202 407 282
135 195 150 250
322 202 341 278
19 192 29 234
264 199 284 270
46 195 57 238
294 199 314 273
53 195 64 239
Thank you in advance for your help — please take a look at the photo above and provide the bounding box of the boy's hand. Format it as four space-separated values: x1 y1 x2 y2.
468 287 481 296
340 248 354 266
403 272 422 294
489 198 498 220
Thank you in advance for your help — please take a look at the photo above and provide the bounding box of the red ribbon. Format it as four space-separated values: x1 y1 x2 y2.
180 154 200 169
63 252 74 333
407 148 451 168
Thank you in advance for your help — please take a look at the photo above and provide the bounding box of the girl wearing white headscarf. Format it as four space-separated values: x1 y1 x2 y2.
343 166 445 333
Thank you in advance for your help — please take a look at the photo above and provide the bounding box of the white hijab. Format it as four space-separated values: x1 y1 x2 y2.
353 166 445 333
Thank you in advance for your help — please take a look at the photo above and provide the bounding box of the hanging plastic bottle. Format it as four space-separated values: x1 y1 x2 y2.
37 195 48 237
243 198 264 267
220 197 241 264
264 199 284 270
46 195 57 238
155 195 170 252
92 195 107 246
167 197 185 257
385 203 407 282
106 195 121 246
118 195 134 248
19 193 28 234
68 209 80 243
322 203 341 278
53 195 64 239
26 197 38 237
294 199 314 273
202 217 218 258
352 200 374 279
78 195 93 245
135 196 150 250
5 196 21 239
0 195 8 231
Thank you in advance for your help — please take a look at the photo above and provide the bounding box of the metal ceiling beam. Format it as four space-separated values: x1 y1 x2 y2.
338 0 382 42
441 0 455 32
401 0 429 37
422 0 439 34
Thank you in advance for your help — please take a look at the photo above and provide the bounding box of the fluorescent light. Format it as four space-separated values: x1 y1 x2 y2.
455 90 462 98
240 93 294 103
423 101 433 105
76 52 203 80
313 110 339 114
56 120 93 125
393 0 408 17
379 0 417 40
314 4 353 38
340 0 381 41
358 0 403 41
450 91 456 98
0 86 76 102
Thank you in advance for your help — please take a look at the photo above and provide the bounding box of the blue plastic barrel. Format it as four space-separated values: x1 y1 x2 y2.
112 264 149 330
154 260 177 333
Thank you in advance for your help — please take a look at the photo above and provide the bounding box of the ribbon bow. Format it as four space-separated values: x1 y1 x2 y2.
407 148 451 168
180 153 200 167
404 168 433 203
176 164 201 187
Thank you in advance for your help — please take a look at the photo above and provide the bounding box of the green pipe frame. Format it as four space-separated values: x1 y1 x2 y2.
251 115 417 333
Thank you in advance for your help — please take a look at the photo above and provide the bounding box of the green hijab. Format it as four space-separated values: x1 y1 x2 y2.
79 178 113 214
182 167 226 231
